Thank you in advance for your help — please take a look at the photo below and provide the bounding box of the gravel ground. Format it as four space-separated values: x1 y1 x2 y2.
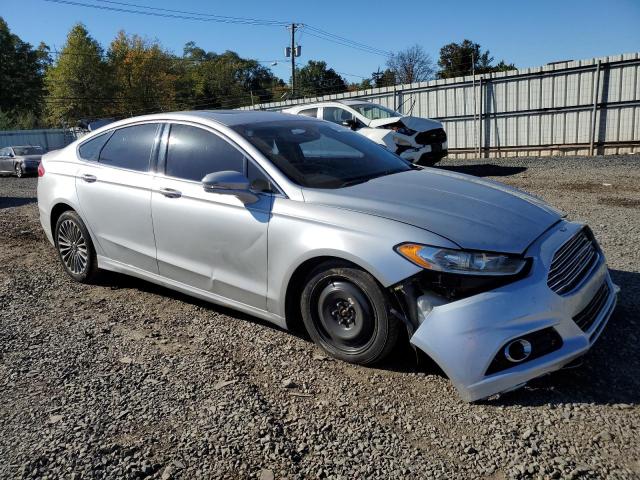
1 155 639 479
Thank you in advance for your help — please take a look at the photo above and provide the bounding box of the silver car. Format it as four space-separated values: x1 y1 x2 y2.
37 111 618 402
0 145 43 177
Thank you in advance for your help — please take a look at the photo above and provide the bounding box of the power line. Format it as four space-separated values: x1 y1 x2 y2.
304 26 392 57
42 0 289 26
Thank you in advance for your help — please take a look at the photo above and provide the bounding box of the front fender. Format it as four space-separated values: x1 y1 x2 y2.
266 197 458 319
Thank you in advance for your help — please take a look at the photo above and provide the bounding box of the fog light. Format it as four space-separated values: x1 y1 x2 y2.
504 339 532 363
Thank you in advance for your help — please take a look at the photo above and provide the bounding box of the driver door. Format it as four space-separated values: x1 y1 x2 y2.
151 123 272 310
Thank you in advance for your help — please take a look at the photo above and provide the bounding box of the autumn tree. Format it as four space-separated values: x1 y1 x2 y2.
44 24 111 126
107 31 178 116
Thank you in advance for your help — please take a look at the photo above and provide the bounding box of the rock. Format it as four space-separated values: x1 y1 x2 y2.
259 468 275 480
281 378 297 389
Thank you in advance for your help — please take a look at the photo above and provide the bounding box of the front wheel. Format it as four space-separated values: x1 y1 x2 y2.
300 261 399 365
14 163 23 177
55 211 99 283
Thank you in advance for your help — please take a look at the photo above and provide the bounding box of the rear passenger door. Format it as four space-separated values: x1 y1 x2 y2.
75 123 161 273
151 122 272 310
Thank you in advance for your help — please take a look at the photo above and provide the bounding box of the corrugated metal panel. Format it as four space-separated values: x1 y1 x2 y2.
241 53 640 157
0 129 77 152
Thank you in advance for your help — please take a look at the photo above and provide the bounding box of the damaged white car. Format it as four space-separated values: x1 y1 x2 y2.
283 100 448 166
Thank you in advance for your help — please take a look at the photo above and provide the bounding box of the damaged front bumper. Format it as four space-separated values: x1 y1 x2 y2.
399 222 618 402
398 141 448 164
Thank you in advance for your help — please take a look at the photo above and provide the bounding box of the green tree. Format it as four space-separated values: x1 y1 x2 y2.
371 68 396 88
44 24 112 126
438 39 516 79
0 17 50 128
387 45 435 84
179 43 280 109
294 60 347 98
107 31 177 116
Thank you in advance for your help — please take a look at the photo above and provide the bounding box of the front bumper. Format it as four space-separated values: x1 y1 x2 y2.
399 142 448 164
409 221 618 402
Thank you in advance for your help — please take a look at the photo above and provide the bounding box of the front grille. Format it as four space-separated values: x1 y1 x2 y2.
415 128 447 146
573 282 610 332
547 229 599 295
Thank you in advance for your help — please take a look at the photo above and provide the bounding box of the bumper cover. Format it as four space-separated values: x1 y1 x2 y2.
400 142 448 163
409 221 618 402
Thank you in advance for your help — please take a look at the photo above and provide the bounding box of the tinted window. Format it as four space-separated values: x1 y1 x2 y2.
322 107 354 124
78 132 111 161
99 124 158 171
166 124 244 182
233 120 411 189
298 108 318 118
13 146 43 155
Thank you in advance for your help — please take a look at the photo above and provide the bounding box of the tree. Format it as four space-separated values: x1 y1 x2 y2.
107 31 177 116
178 43 280 109
0 17 50 128
44 24 111 126
438 39 516 79
386 45 435 84
294 60 347 98
371 68 396 88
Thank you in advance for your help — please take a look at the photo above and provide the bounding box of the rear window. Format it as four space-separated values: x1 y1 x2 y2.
78 132 111 161
99 124 159 172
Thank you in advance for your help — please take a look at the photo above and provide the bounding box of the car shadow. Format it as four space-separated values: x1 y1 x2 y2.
482 268 640 406
94 267 639 406
436 163 527 177
0 196 37 209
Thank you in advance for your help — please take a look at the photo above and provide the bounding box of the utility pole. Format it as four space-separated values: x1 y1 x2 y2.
286 23 302 99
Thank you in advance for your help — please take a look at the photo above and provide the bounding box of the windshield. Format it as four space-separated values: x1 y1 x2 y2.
232 120 412 189
350 103 400 120
13 146 43 155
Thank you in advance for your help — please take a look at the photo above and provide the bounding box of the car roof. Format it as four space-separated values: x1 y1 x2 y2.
93 110 316 130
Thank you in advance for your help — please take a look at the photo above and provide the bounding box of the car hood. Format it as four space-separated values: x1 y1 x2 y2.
368 116 442 132
302 169 563 254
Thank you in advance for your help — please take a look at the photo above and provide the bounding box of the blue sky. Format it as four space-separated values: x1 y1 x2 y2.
3 0 640 82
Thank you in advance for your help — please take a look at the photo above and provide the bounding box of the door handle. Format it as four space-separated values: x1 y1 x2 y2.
159 187 182 198
81 173 97 183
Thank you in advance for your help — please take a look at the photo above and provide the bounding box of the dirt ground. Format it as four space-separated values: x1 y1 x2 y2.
1 155 639 479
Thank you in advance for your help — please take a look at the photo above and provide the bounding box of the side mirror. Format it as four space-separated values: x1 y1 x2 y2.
202 170 258 204
341 119 358 130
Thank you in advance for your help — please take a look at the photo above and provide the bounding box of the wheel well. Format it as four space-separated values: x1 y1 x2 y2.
284 256 365 334
50 203 75 237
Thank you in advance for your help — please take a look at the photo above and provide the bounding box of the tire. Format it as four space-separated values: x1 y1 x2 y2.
54 210 99 283
300 261 400 365
14 163 23 178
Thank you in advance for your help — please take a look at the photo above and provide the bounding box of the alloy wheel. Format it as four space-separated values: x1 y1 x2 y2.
15 164 23 178
57 219 89 275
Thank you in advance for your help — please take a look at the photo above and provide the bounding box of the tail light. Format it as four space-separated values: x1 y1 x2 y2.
38 162 45 177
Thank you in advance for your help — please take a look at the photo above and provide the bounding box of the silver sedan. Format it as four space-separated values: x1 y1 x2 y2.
36 111 618 401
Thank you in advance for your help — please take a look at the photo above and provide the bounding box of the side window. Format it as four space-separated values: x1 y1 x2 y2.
78 132 111 161
0 148 6 157
322 107 353 125
298 108 318 118
166 124 244 182
99 123 158 172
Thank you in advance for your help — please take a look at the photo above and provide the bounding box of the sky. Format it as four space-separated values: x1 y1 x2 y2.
3 0 640 82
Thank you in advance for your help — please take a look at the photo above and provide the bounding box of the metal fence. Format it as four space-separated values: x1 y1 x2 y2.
241 52 640 158
0 129 78 152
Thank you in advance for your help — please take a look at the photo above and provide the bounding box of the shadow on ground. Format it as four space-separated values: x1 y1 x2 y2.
92 262 639 407
0 197 37 209
437 163 527 177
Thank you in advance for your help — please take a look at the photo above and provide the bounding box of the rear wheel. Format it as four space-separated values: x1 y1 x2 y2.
55 211 99 283
14 163 23 178
300 261 399 365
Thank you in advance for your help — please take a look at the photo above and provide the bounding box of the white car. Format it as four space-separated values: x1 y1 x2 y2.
283 100 447 166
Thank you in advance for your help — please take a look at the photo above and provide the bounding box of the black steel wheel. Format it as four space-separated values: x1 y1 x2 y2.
55 210 99 283
301 261 399 365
